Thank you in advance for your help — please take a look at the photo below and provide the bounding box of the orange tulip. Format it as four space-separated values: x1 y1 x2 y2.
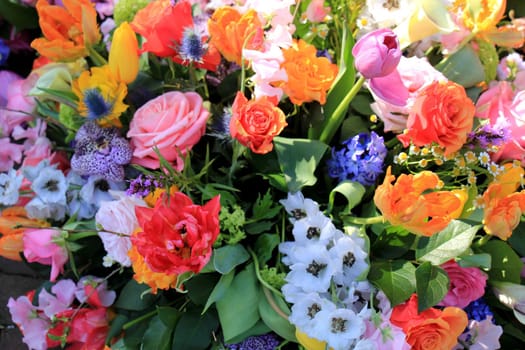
208 7 264 65
0 207 49 261
31 0 101 62
373 167 463 236
482 165 525 240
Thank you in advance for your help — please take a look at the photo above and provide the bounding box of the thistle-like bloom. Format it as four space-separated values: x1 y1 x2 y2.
70 122 132 182
327 132 387 186
374 166 465 236
31 0 101 62
108 21 139 84
72 66 128 127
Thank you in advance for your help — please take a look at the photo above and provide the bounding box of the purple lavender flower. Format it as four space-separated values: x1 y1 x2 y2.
467 119 511 149
126 174 163 197
327 131 387 186
70 122 132 182
226 333 280 350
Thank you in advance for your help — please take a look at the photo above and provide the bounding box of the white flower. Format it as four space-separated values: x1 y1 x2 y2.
289 293 336 334
0 169 23 205
286 243 338 293
25 197 67 221
457 317 503 350
315 308 367 349
280 191 320 222
30 166 67 203
292 211 339 244
330 235 369 285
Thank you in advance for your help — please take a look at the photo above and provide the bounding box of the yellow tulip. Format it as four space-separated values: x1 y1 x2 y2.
295 329 332 350
109 21 139 84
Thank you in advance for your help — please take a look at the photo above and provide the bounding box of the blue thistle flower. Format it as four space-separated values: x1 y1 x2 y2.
227 333 280 350
327 131 387 186
83 89 112 121
179 27 205 63
70 122 132 182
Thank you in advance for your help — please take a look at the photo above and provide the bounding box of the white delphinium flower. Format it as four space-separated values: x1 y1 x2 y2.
0 169 23 205
330 235 369 285
30 166 67 203
25 197 67 220
315 308 367 350
292 211 340 244
280 191 320 222
286 243 338 294
337 281 374 314
456 317 503 350
289 293 336 335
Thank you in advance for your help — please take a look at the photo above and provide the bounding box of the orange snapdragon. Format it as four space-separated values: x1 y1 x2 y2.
280 39 338 105
207 7 264 65
0 207 49 261
31 0 101 62
482 164 525 240
373 167 465 236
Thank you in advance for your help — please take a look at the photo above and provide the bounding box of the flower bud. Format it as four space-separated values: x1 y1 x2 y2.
109 22 139 84
352 28 401 78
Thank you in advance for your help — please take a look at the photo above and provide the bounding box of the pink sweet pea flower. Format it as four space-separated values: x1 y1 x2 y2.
75 276 116 308
7 295 50 350
305 0 331 23
37 279 77 318
0 75 36 135
23 228 68 282
0 70 22 107
352 28 401 79
0 137 24 172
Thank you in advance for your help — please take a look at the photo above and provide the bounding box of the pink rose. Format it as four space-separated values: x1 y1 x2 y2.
352 28 401 79
127 91 209 171
439 260 487 308
23 228 68 282
369 56 446 132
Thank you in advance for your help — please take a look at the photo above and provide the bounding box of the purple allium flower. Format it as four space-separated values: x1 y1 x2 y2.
227 333 280 350
126 174 163 197
464 298 494 323
327 131 387 186
70 122 132 182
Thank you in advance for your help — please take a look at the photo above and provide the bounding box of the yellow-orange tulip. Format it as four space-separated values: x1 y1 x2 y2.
109 22 139 84
31 0 101 62
374 167 463 236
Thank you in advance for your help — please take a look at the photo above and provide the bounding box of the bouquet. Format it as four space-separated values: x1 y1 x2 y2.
1 0 525 349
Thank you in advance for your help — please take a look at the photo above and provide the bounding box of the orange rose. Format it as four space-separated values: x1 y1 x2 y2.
391 294 468 350
482 165 525 240
230 92 288 154
208 7 264 65
31 0 100 62
398 80 475 155
280 39 338 105
0 207 49 261
374 167 463 236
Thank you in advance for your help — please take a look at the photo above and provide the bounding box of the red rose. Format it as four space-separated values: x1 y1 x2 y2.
132 192 221 275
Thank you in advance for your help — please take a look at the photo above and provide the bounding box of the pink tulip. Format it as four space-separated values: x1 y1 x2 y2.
352 28 401 79
23 228 68 282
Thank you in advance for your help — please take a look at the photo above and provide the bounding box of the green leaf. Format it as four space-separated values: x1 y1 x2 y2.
258 289 296 342
184 274 221 306
223 320 271 345
114 280 157 311
508 221 525 256
213 244 250 275
457 253 492 269
415 262 449 312
416 221 480 265
105 314 128 345
0 1 38 29
254 233 280 265
368 260 416 307
435 45 485 87
216 264 260 342
252 190 282 220
245 221 274 235
158 307 182 328
479 240 524 283
36 87 79 108
142 316 173 350
372 226 415 259
124 317 150 349
202 271 235 314
273 137 329 193
328 180 366 213
172 309 219 350
476 39 499 82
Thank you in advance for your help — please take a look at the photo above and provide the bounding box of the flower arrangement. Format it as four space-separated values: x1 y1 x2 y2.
1 0 525 349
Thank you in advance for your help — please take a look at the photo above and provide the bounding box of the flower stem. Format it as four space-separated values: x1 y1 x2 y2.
247 247 284 298
122 309 157 330
344 216 385 225
318 75 365 144
88 46 108 66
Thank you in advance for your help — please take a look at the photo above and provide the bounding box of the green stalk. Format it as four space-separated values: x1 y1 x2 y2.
318 75 365 144
344 215 385 225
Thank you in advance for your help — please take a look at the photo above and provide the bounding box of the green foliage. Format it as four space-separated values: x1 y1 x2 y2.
212 244 250 275
436 45 486 87
479 240 524 283
216 204 246 245
368 260 416 307
259 266 286 291
415 262 449 312
114 280 157 311
172 309 219 350
254 233 280 266
258 289 296 342
0 0 38 29
327 180 366 214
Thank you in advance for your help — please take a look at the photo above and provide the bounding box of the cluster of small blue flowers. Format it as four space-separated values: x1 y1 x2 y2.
464 298 494 322
226 333 280 350
279 192 375 349
126 174 163 197
70 122 132 182
327 131 387 186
